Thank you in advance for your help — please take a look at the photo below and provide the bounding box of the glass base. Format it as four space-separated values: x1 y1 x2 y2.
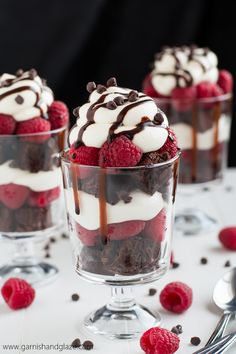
84 303 160 339
175 208 217 235
0 261 58 287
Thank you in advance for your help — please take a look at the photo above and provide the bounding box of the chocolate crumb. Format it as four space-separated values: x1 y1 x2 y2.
190 337 201 346
71 338 81 348
71 293 80 301
29 68 37 79
50 237 56 243
224 260 231 267
96 84 106 94
172 262 180 269
148 288 157 296
86 81 96 93
114 96 124 106
200 257 208 265
44 243 50 251
171 325 183 335
128 90 138 102
83 340 94 350
15 95 24 104
106 101 117 110
16 68 24 77
45 253 51 258
62 233 69 239
106 77 117 87
154 113 164 125
202 187 210 192
73 107 80 116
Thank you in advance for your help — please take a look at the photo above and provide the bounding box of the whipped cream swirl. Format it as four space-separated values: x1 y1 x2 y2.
0 69 54 121
69 78 169 153
151 46 219 96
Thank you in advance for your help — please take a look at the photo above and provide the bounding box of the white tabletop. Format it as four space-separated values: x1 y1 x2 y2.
1 169 236 354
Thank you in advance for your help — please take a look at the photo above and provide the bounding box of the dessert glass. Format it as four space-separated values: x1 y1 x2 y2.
0 127 66 285
61 149 180 339
154 93 232 234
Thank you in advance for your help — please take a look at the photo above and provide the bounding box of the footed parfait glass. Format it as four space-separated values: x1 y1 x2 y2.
61 150 180 339
154 94 232 235
0 127 66 286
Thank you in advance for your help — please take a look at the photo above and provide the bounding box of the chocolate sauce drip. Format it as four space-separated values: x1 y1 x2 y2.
172 157 179 203
71 165 80 215
99 169 108 244
191 104 198 182
212 102 221 176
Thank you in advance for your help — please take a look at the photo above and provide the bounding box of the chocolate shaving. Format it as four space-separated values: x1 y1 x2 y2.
114 96 124 105
96 84 106 93
86 81 96 93
16 69 24 77
15 95 24 104
106 77 117 87
128 90 139 102
106 101 117 110
29 68 37 79
154 113 164 125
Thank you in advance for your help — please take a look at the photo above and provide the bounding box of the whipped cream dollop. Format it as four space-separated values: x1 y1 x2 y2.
151 46 219 96
0 69 54 121
69 78 169 153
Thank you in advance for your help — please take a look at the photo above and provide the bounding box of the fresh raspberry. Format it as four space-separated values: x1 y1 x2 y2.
0 114 16 134
107 220 145 240
219 227 236 250
16 117 51 142
28 187 60 207
157 128 178 158
99 135 142 167
144 209 166 242
1 278 35 310
140 327 180 354
142 74 167 98
69 144 99 166
0 184 30 209
76 223 98 246
171 86 197 112
217 70 233 93
160 281 193 314
47 186 60 202
196 82 223 99
48 101 69 129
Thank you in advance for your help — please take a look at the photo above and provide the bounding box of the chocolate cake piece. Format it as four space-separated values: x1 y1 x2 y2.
0 204 14 232
14 205 52 232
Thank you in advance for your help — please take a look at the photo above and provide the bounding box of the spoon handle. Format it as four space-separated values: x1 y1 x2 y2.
193 333 235 354
205 311 232 346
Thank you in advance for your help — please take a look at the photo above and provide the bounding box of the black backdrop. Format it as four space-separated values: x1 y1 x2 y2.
1 0 235 165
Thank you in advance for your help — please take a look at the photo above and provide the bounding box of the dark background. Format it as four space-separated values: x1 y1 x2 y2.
1 0 235 165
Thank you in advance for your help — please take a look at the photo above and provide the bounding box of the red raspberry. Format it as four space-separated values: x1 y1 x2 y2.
48 101 69 129
217 70 233 93
160 281 193 314
157 128 178 158
76 223 98 246
142 74 167 98
0 114 16 134
196 82 223 99
28 187 60 207
1 278 35 310
144 209 166 242
171 86 197 112
69 144 99 166
140 327 180 354
16 117 51 143
47 186 60 202
219 227 236 250
99 135 142 167
107 220 145 240
0 184 30 209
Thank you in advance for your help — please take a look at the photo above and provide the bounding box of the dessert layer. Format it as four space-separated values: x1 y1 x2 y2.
65 188 164 230
0 160 62 191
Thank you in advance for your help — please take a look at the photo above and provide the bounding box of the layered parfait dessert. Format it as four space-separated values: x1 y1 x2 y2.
62 77 180 279
143 46 232 184
0 69 69 234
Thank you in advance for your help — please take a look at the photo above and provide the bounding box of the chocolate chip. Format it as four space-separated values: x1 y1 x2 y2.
15 95 24 104
71 293 80 301
45 253 51 258
224 260 231 267
114 96 124 105
106 101 117 110
73 106 80 117
29 68 37 79
172 262 180 269
16 68 24 77
44 243 50 251
128 90 139 102
83 340 94 350
96 84 106 94
171 325 183 335
50 237 56 243
86 81 96 93
71 338 81 348
106 77 117 87
154 113 164 124
200 257 208 265
190 337 201 346
61 233 69 239
148 288 157 296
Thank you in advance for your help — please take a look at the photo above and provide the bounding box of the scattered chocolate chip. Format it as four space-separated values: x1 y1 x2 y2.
83 340 94 350
50 237 56 243
202 187 210 192
171 325 183 335
16 68 24 77
128 90 138 102
15 95 24 104
96 84 106 94
29 68 37 79
114 96 124 105
190 337 201 346
106 101 117 110
106 77 117 87
44 243 50 251
148 288 157 296
71 293 80 301
224 260 231 267
45 253 51 258
200 257 208 265
71 338 81 348
86 81 96 93
73 106 80 117
172 262 180 269
61 233 69 239
154 113 164 124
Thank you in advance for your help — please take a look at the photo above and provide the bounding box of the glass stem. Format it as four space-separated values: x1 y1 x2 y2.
12 240 38 266
107 287 136 311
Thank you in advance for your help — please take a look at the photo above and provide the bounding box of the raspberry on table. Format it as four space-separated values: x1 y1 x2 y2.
48 101 69 129
0 183 30 209
217 70 233 93
219 227 236 250
16 117 51 143
160 281 193 314
0 114 16 134
1 278 35 310
157 128 178 158
99 135 142 167
140 326 180 354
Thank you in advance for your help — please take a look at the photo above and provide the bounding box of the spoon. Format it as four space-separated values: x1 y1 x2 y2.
205 267 236 346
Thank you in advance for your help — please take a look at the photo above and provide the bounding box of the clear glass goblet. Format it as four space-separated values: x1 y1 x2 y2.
61 150 180 339
154 94 232 235
0 127 67 286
